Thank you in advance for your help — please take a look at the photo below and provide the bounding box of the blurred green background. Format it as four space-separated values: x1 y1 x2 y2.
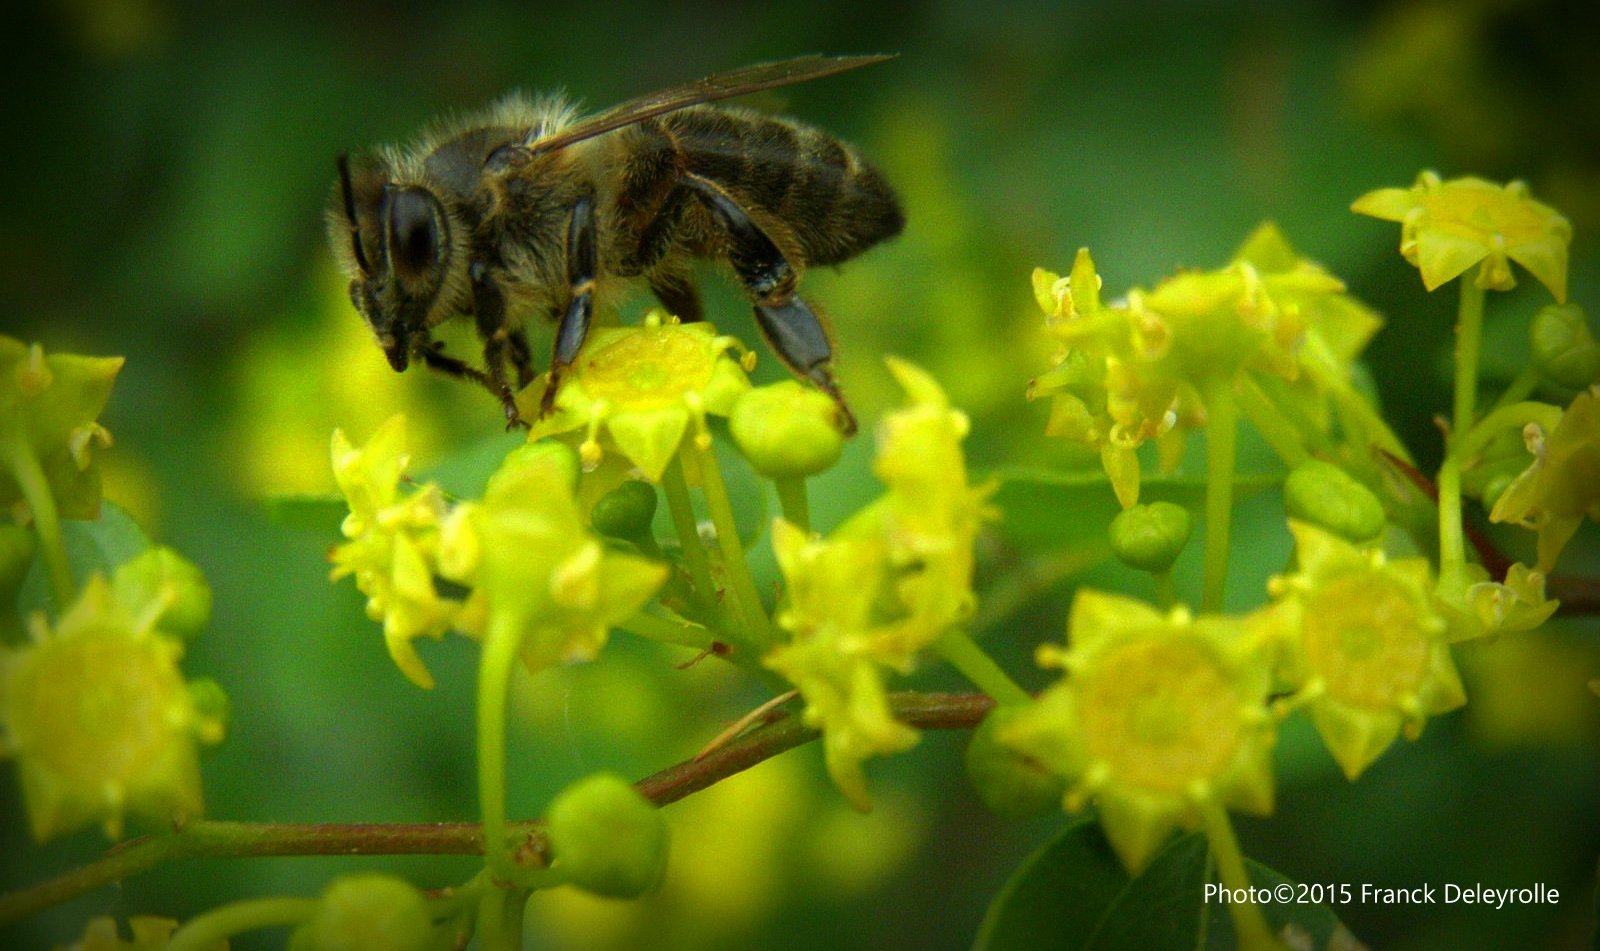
4 0 1599 948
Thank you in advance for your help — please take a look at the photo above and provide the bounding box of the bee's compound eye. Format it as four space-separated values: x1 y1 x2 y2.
386 188 443 278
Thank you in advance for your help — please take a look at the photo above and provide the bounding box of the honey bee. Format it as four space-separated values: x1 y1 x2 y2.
328 54 903 434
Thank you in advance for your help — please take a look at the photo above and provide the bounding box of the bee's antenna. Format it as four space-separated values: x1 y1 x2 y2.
337 153 373 274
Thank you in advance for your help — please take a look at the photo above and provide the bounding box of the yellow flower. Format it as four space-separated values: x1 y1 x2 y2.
469 444 667 673
765 519 916 811
525 314 752 481
1352 171 1571 300
1269 521 1464 779
328 415 459 689
997 590 1276 874
873 358 995 665
1 336 123 520
1489 387 1600 572
1233 222 1381 365
1435 562 1558 644
1 576 224 841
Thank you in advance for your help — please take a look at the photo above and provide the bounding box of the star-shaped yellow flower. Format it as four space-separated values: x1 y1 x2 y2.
525 314 752 481
1 575 224 842
998 590 1276 873
1269 521 1464 779
1352 171 1571 300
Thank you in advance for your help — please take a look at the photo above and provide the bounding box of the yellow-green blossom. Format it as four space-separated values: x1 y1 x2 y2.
997 590 1276 874
873 358 995 664
1436 562 1559 643
328 416 459 689
765 519 916 811
1233 222 1381 366
1270 521 1464 779
54 915 223 951
466 443 666 673
1 336 123 520
1489 387 1600 572
1 575 224 841
1352 171 1571 300
526 314 752 481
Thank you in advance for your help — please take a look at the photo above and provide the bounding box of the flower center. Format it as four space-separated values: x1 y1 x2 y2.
581 326 717 410
1302 573 1428 710
1078 638 1242 793
26 631 177 784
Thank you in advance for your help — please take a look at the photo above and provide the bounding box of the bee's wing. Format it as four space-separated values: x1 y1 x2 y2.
526 53 895 156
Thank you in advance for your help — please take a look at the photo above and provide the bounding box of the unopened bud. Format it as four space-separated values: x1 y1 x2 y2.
1530 303 1600 390
488 441 580 500
1283 460 1385 543
591 480 658 543
288 875 432 951
1109 502 1193 573
546 773 669 898
965 706 1066 819
729 382 846 479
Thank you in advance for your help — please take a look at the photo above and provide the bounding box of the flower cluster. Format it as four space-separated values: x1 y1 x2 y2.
329 415 666 687
1028 224 1378 505
766 359 993 809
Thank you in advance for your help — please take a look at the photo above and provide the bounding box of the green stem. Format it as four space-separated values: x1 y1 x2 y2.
661 456 721 622
1235 374 1309 468
691 440 775 649
616 610 714 651
1201 381 1239 613
1452 401 1563 467
476 620 529 886
165 897 317 951
475 884 530 951
934 631 1031 706
1488 365 1540 415
1197 800 1281 951
1440 279 1487 576
3 434 73 608
775 476 811 532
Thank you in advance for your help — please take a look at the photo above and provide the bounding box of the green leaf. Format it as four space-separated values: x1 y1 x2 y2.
16 500 152 617
975 820 1355 951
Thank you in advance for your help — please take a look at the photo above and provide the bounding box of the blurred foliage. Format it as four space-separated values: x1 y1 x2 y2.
2 0 1598 949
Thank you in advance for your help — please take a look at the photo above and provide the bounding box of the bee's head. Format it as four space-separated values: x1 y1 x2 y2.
328 153 459 372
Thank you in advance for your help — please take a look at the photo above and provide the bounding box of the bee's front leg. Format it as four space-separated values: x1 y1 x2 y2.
470 261 528 430
543 194 597 420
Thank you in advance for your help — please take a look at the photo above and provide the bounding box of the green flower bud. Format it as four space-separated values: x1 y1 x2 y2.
112 547 212 639
187 677 230 744
729 381 846 479
288 875 433 951
1530 303 1600 389
1283 460 1385 543
965 706 1066 819
1108 502 1193 573
590 480 658 543
546 772 669 898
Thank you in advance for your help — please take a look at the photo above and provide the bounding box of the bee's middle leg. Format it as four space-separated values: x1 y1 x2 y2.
683 173 856 435
470 261 527 430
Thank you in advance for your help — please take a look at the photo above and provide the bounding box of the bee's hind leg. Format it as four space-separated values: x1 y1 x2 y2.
682 173 856 435
543 194 597 420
